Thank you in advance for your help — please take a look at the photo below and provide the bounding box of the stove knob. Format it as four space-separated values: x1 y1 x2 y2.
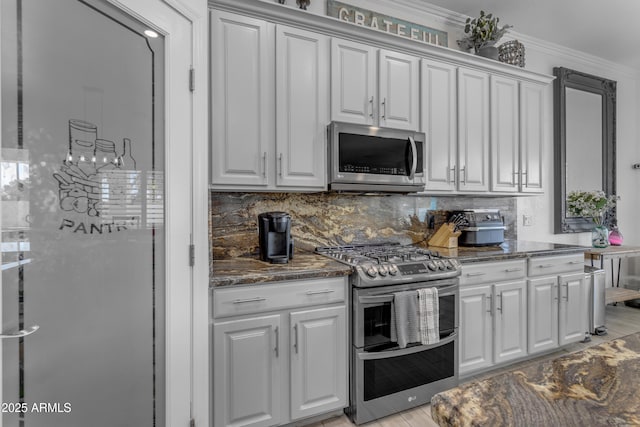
436 260 446 270
427 261 437 271
377 264 389 276
388 264 399 276
364 264 378 278
444 260 454 270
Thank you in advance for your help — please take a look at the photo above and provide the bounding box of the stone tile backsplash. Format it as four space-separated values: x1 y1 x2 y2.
210 192 516 259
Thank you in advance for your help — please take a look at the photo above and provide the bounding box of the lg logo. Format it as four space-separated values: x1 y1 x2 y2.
408 396 417 402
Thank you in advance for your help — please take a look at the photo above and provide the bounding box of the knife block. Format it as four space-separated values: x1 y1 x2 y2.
428 223 461 248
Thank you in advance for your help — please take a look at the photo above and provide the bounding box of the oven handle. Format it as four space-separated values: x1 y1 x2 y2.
358 283 458 304
357 330 458 360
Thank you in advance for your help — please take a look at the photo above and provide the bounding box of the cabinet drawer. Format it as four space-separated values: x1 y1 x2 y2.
213 277 347 319
528 254 584 277
460 260 526 286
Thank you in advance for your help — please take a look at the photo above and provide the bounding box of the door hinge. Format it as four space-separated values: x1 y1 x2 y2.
189 244 195 267
189 67 195 92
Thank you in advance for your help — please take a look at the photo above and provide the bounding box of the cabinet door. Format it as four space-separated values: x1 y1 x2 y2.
290 306 347 420
276 25 328 189
519 82 545 193
459 285 493 375
211 11 274 187
213 315 283 427
421 59 457 191
490 76 520 192
527 276 559 354
378 49 419 130
559 272 588 346
330 38 376 125
457 68 490 191
494 280 527 365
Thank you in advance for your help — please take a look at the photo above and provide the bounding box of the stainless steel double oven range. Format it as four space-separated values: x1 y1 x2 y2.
316 243 461 424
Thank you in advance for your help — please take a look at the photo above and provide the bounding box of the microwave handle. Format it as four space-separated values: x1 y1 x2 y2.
408 136 417 180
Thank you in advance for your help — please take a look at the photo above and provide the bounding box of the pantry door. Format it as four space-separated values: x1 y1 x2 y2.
0 0 193 426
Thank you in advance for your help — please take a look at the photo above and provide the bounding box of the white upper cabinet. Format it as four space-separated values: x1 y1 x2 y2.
490 75 520 192
378 49 420 130
209 7 554 193
275 25 329 189
210 10 274 187
331 38 419 130
421 59 457 191
490 78 546 194
210 11 328 191
519 82 545 193
457 67 490 192
330 38 377 125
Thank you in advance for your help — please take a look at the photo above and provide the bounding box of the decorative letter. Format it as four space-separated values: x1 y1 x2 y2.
339 7 350 22
59 218 74 230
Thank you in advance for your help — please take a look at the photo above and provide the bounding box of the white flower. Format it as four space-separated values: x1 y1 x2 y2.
566 190 618 226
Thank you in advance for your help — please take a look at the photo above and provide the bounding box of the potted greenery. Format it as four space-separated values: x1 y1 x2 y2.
457 10 512 59
566 190 619 248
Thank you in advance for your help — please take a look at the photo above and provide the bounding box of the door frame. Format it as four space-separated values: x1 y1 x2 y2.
0 0 209 425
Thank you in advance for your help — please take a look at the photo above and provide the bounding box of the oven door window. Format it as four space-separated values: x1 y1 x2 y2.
363 293 456 351
363 340 455 401
439 293 456 335
363 302 394 350
338 133 423 176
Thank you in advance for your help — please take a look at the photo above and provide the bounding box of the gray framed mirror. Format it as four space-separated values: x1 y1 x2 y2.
553 67 617 233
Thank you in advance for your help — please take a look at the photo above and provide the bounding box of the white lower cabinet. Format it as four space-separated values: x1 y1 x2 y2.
459 260 527 376
290 306 347 420
527 255 588 355
460 254 587 376
527 276 559 354
212 277 348 427
214 315 283 427
558 272 589 346
493 280 528 364
459 285 493 374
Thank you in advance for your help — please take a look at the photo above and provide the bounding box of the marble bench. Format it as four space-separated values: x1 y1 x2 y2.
431 332 640 426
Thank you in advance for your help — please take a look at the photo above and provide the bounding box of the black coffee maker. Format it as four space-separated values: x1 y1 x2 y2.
258 212 294 264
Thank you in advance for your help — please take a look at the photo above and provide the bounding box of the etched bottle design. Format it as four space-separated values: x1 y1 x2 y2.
118 138 137 170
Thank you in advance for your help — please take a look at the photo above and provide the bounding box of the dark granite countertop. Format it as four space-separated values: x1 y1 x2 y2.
432 239 589 264
210 251 352 287
210 240 589 287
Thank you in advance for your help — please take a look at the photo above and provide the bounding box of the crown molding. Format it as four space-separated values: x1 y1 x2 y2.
505 31 638 79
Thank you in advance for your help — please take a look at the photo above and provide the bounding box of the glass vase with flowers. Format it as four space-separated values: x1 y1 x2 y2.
566 190 619 248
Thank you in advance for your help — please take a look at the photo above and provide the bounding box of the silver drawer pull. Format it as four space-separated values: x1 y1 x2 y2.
466 272 486 277
232 297 266 304
305 289 335 295
0 325 39 339
537 264 554 269
504 268 522 273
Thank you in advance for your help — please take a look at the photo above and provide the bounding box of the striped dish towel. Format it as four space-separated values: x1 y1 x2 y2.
418 287 439 345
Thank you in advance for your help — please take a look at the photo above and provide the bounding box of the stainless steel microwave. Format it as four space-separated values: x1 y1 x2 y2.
327 121 426 192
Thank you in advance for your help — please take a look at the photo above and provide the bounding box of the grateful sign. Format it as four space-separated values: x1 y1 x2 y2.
327 0 448 47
